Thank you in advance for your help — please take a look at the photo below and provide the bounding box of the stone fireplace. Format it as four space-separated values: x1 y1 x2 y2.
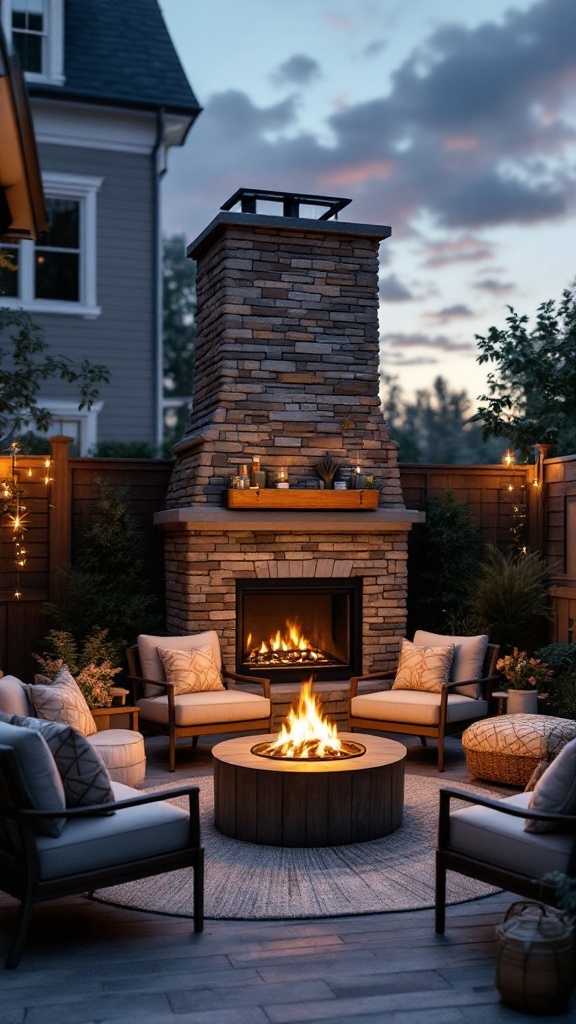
155 190 423 692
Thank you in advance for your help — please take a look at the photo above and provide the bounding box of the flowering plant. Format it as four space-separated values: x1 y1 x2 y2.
496 648 553 691
34 627 121 708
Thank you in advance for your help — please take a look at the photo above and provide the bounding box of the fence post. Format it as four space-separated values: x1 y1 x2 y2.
48 436 73 607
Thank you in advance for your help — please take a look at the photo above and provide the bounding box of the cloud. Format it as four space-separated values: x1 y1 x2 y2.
164 0 576 244
363 40 386 59
426 304 474 322
271 55 322 87
474 277 515 294
381 331 475 352
379 274 414 301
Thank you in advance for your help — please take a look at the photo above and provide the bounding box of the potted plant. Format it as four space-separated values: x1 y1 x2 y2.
496 648 553 714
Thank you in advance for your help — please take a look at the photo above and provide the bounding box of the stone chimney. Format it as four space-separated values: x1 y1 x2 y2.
166 189 404 509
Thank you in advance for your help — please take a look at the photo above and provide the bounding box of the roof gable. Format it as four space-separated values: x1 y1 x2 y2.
30 0 200 117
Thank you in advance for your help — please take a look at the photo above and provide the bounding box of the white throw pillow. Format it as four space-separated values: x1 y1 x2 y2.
525 738 576 833
413 631 489 698
392 639 455 693
28 666 97 736
157 645 225 695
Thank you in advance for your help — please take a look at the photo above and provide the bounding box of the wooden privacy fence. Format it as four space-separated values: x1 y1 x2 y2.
2 439 573 680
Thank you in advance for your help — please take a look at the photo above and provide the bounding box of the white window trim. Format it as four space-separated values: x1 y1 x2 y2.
2 0 65 86
36 399 104 456
1 171 102 317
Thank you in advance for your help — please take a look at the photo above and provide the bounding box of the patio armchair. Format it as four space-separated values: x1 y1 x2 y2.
0 723 203 968
435 740 576 933
348 632 500 771
126 630 271 771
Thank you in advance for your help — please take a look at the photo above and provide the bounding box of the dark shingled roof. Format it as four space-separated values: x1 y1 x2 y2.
30 0 201 118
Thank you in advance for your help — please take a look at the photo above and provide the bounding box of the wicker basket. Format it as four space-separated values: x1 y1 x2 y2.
495 901 575 1015
464 748 540 787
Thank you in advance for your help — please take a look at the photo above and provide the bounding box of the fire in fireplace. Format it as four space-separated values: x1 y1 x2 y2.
236 578 362 682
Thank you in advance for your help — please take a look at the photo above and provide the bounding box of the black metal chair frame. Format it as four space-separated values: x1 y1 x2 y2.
0 744 204 968
435 785 576 934
348 643 501 772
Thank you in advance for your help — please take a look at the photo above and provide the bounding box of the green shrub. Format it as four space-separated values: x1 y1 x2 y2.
407 491 486 635
463 545 553 651
536 642 576 719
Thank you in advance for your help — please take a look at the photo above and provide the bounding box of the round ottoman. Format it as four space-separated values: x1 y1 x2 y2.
89 730 147 787
462 714 576 787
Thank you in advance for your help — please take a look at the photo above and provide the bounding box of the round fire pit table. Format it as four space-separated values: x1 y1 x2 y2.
213 732 406 847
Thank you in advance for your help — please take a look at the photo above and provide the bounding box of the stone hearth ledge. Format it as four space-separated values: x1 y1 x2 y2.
154 506 425 533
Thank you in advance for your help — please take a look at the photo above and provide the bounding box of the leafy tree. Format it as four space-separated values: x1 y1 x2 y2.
381 374 503 464
463 545 553 652
473 287 576 458
163 234 196 452
0 308 109 445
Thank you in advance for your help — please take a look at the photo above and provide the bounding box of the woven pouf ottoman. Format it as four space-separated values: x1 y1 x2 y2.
462 714 576 787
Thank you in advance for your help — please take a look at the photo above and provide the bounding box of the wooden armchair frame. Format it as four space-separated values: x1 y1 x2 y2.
435 785 576 934
0 744 204 969
348 643 500 772
126 645 271 772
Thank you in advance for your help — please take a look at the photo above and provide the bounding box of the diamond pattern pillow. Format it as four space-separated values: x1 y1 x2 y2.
28 666 97 736
157 645 225 695
392 639 455 693
9 714 114 809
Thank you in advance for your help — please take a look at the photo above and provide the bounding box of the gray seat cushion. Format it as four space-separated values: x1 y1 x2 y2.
34 781 192 879
448 791 572 878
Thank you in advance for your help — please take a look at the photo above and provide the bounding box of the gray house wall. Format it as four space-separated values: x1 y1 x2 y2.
35 141 156 445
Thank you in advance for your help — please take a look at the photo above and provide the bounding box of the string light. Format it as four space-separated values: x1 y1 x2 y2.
1 441 54 598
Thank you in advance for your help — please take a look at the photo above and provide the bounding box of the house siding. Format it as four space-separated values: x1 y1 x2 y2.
30 139 156 445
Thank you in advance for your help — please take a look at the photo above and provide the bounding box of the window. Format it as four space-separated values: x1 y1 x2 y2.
2 0 64 85
0 172 102 316
32 400 104 456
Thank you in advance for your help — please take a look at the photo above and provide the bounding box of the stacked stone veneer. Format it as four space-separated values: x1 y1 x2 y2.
158 208 421 678
167 213 404 507
163 523 408 677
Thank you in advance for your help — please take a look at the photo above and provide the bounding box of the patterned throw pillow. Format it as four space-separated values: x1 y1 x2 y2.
157 645 225 695
0 719 66 837
391 639 455 693
9 714 114 809
525 737 576 833
28 666 97 736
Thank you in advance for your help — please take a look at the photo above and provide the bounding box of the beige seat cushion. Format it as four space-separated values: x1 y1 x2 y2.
448 791 572 878
138 689 271 728
351 690 488 727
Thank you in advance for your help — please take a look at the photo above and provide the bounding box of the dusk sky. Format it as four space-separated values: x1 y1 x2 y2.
159 0 576 407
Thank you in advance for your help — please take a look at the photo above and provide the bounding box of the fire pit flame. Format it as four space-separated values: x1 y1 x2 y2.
251 680 366 761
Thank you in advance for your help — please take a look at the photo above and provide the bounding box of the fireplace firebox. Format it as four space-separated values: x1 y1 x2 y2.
236 578 362 683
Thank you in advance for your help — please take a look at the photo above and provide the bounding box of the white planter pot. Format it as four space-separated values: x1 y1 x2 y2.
507 689 539 714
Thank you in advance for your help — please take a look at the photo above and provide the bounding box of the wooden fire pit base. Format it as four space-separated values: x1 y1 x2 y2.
213 733 406 847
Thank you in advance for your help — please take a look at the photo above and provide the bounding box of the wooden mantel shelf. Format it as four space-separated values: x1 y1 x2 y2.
224 488 379 510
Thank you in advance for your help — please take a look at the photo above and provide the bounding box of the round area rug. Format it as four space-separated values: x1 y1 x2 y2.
94 774 500 920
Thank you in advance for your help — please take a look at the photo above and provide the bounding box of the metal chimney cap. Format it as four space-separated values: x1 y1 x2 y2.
220 188 352 221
